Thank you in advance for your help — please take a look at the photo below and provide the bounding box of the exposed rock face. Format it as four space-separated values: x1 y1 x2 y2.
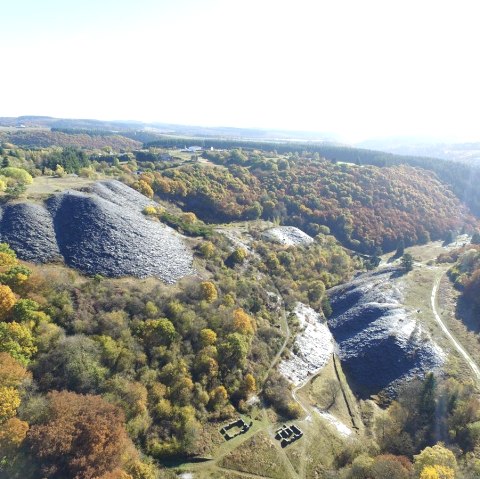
262 226 314 246
328 267 445 398
0 180 194 283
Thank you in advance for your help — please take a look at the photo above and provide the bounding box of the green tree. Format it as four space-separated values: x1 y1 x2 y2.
401 253 414 272
396 239 405 257
307 280 326 303
199 241 215 258
471 231 480 245
141 318 176 349
0 167 33 184
244 201 263 220
0 322 36 365
219 333 249 368
33 335 106 392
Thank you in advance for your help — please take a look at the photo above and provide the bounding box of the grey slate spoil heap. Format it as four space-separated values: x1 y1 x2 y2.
0 180 193 283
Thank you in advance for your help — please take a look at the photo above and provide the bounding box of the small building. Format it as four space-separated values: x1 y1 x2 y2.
219 418 252 441
182 146 202 153
274 424 303 447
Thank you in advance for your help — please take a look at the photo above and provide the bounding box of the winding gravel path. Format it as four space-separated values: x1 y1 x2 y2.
431 272 480 381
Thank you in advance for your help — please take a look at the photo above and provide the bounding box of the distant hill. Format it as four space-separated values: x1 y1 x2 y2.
0 115 335 142
0 129 141 150
359 138 480 166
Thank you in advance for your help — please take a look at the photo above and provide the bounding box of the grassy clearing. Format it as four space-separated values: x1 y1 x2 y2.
307 357 361 433
202 469 254 479
175 413 269 476
399 248 458 360
401 264 441 330
404 240 448 262
219 431 292 479
436 276 480 382
25 175 98 198
396 241 480 386
303 414 350 478
193 420 227 457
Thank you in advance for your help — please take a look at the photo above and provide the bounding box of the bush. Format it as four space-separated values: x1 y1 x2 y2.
0 167 33 184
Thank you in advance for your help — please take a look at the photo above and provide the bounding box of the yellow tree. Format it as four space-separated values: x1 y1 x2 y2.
199 281 218 303
135 180 154 199
0 352 29 387
0 386 21 421
230 248 247 264
199 241 215 258
420 465 455 479
199 328 217 347
0 284 16 320
55 164 66 177
0 417 29 450
0 251 17 270
209 386 228 410
414 444 457 477
244 373 256 395
181 212 197 224
126 460 157 479
143 205 157 216
144 301 158 318
97 469 132 479
233 308 254 335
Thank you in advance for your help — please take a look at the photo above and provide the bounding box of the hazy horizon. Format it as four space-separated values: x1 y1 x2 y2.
3 0 480 143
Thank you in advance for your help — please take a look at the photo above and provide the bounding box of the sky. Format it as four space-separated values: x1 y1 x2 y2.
2 0 480 142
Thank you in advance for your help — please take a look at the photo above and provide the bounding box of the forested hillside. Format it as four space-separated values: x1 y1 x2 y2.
143 135 480 217
439 239 480 316
145 152 474 253
0 129 141 150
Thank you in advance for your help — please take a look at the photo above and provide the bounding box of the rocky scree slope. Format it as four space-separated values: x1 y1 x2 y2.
0 180 194 282
279 302 333 386
327 267 445 398
262 226 314 247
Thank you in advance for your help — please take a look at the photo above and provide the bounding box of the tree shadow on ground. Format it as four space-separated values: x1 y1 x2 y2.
387 253 402 264
455 295 480 334
389 269 406 279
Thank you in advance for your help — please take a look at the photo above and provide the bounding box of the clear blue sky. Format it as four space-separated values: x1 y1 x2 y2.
3 0 480 142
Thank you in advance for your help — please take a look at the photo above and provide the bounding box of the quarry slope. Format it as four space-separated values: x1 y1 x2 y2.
328 266 445 398
0 180 194 282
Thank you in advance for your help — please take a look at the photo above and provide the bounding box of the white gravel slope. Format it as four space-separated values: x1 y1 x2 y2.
262 226 314 246
279 303 334 386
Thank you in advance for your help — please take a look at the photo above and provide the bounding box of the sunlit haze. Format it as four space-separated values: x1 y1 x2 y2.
2 0 480 142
